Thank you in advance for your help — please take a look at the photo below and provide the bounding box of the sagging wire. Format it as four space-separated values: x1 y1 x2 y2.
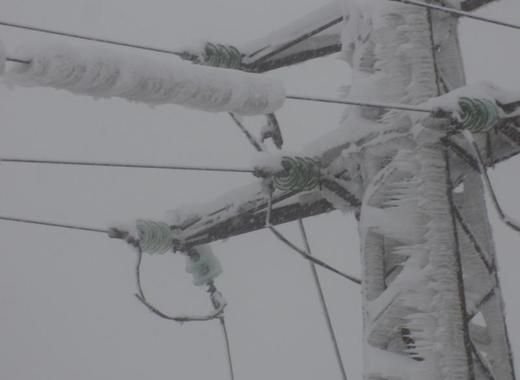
264 188 361 285
114 223 235 379
133 245 226 323
298 219 349 380
462 129 520 233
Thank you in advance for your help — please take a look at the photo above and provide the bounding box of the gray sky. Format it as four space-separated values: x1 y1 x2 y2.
0 0 519 379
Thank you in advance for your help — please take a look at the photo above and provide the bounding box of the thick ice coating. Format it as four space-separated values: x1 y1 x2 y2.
5 44 286 115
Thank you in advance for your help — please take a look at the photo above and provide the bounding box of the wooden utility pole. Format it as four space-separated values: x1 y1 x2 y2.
166 1 519 378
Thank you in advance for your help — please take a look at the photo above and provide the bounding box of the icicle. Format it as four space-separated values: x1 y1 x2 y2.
5 43 285 115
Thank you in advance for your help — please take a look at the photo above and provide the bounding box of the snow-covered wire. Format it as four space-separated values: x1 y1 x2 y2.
462 130 520 233
298 220 349 380
6 43 286 116
0 215 108 234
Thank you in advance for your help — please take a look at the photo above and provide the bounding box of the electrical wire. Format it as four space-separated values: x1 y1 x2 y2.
269 225 361 285
218 316 235 380
286 95 432 113
298 219 349 380
0 19 184 58
228 113 264 152
6 56 31 64
0 0 517 72
134 247 227 323
207 283 235 380
0 215 108 234
390 0 520 31
462 130 520 233
263 190 360 284
1 158 255 174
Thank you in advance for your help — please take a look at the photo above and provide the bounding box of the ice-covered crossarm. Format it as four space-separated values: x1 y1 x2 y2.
4 43 286 115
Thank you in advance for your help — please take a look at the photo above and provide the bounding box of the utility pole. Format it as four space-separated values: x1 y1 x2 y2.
5 0 517 378
166 1 517 378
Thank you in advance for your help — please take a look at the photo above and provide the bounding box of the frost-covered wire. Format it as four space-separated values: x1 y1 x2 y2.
6 43 286 116
462 130 520 233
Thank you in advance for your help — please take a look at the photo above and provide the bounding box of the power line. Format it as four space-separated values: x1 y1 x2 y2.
286 95 432 113
298 220 348 380
0 215 108 234
0 19 184 57
217 316 235 380
1 158 255 174
269 225 361 285
6 56 31 64
0 0 517 73
391 0 520 31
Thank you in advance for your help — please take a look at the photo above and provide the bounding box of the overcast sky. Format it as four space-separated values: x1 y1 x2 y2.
0 1 519 379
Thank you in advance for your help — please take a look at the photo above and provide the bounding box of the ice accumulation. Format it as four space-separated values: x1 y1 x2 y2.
4 43 286 115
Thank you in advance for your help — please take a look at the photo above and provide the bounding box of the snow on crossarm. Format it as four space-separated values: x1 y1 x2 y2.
4 43 286 116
